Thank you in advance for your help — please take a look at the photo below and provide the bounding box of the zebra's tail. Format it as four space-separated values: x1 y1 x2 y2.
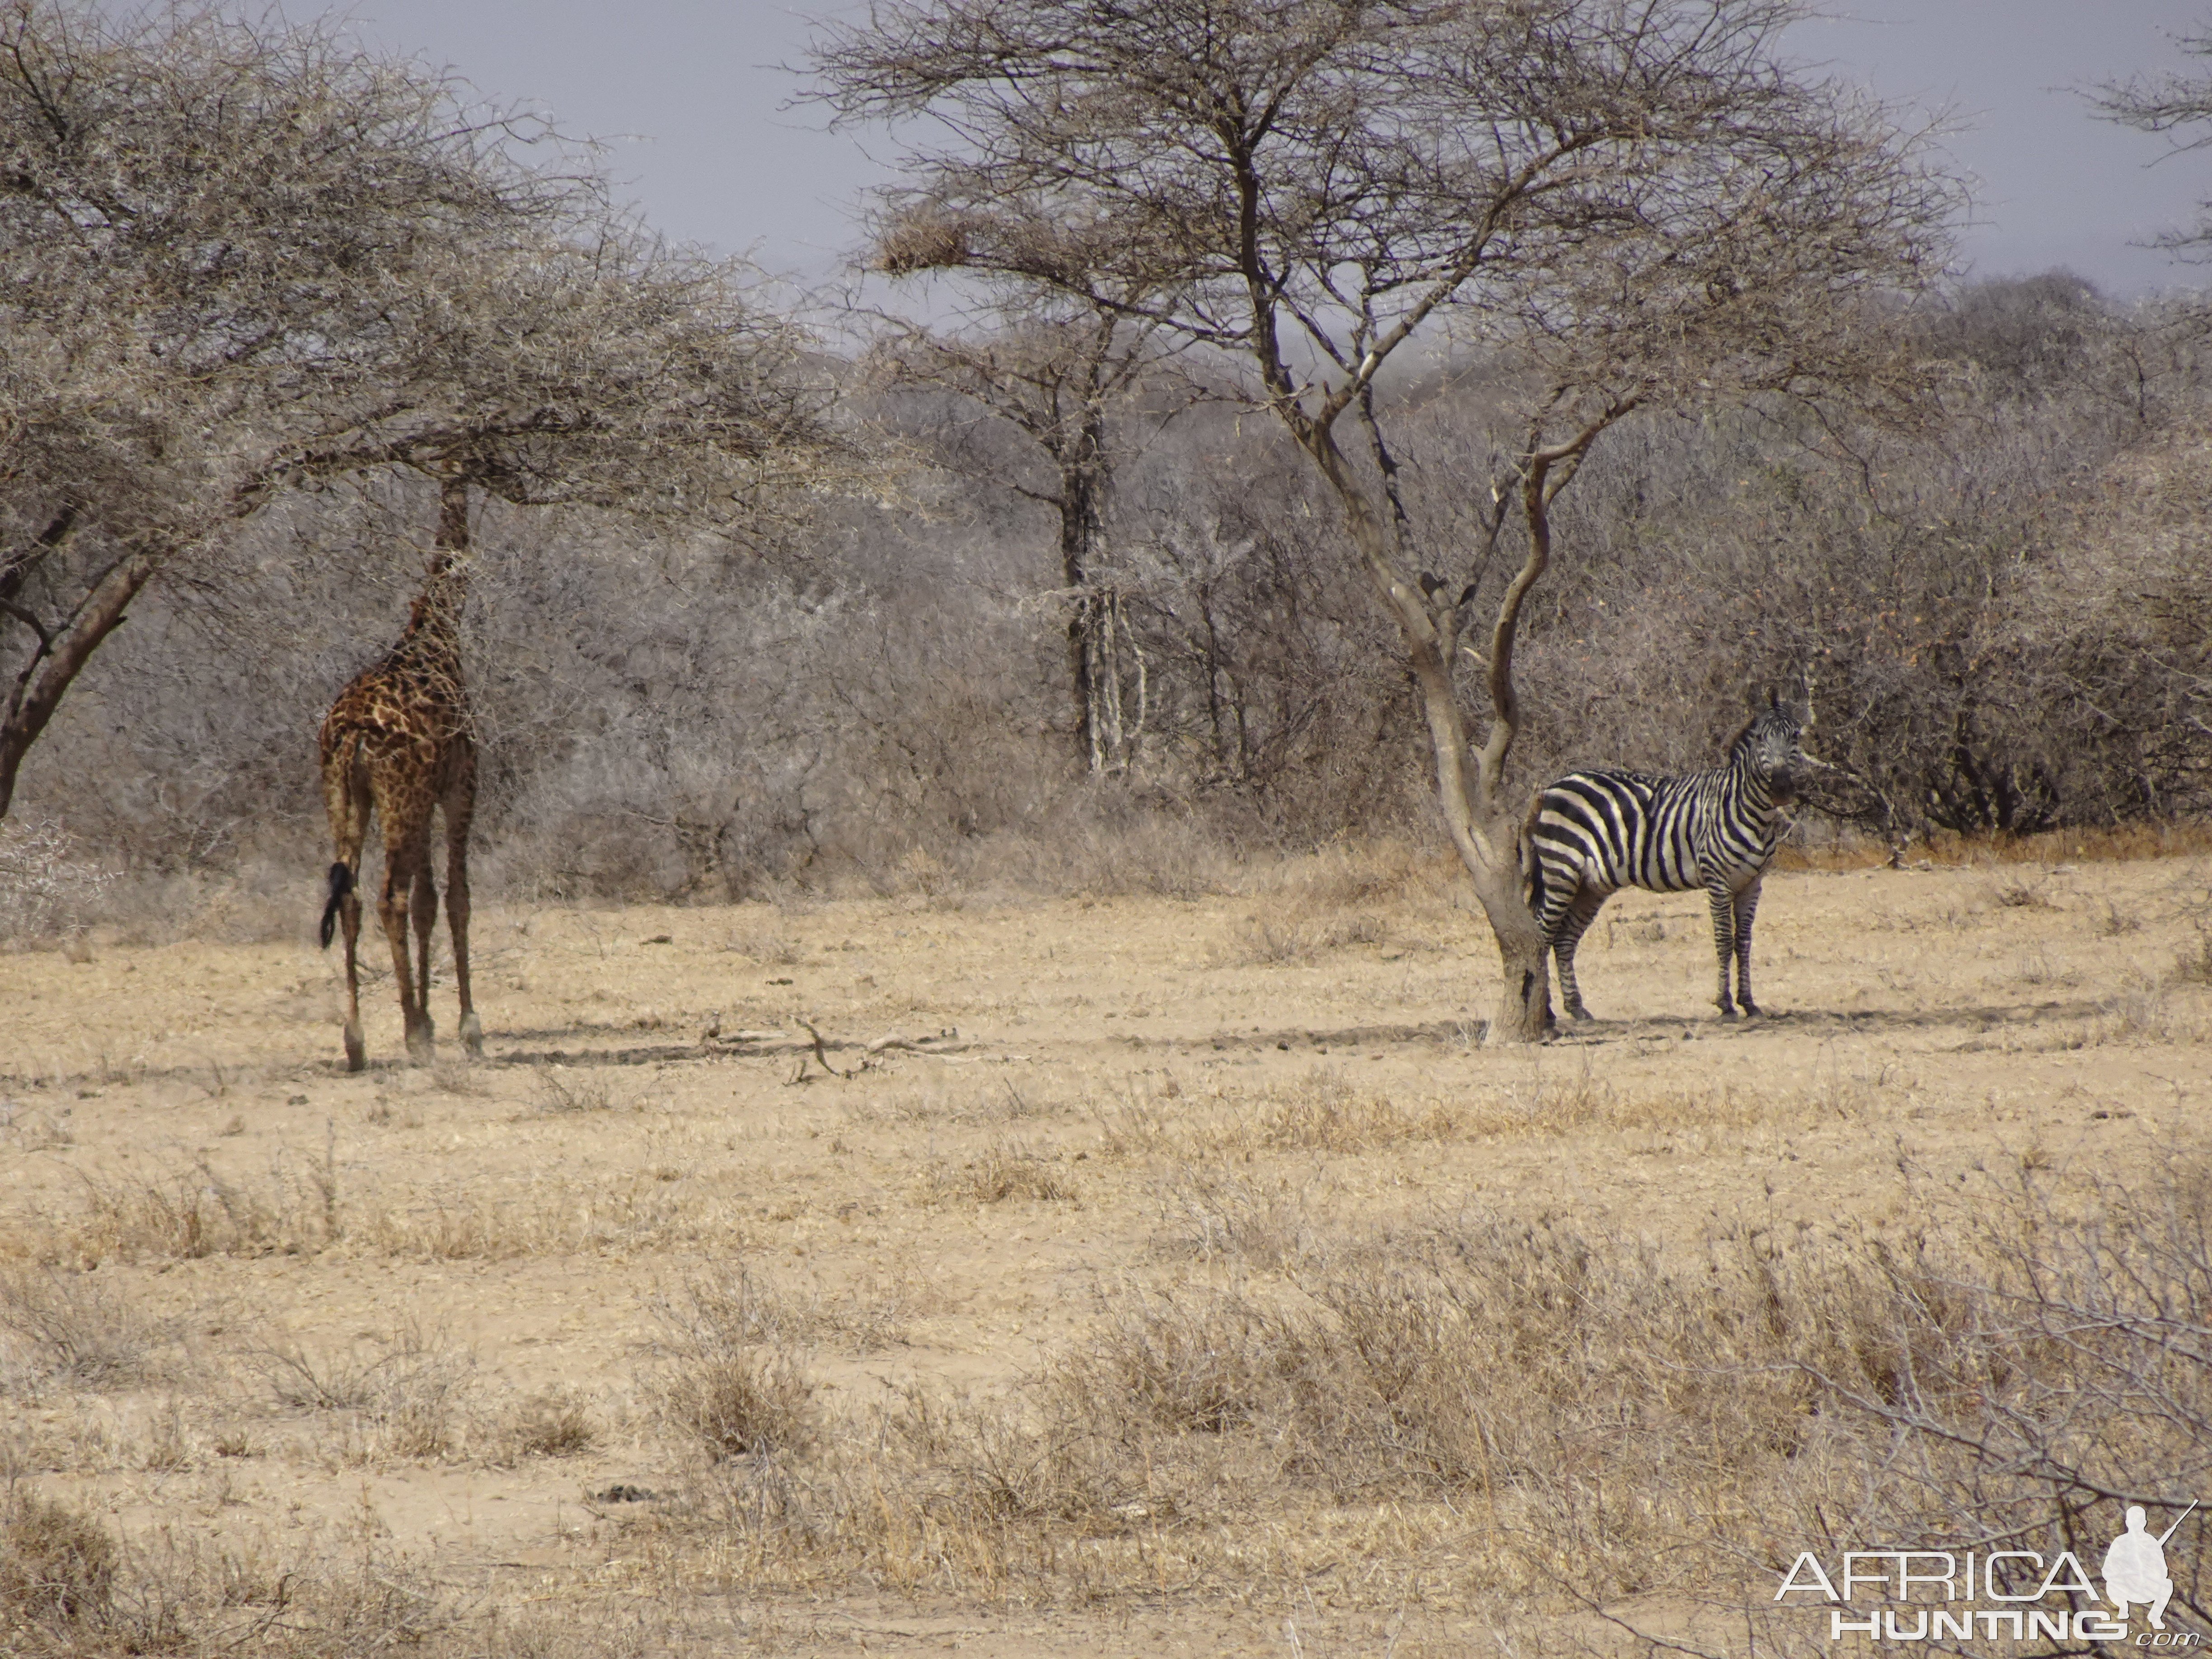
319 863 353 950
1521 792 1548 919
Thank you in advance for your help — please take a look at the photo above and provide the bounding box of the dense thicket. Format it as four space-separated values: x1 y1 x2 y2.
5 271 2206 920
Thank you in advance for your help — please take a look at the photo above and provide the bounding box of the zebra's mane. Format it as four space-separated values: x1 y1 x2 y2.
1721 709 1765 761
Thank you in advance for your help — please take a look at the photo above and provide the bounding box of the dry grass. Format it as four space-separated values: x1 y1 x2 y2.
1096 1066 1783 1162
4 857 2207 1651
655 1262 919 1353
922 1137 1078 1205
248 1318 476 1462
505 1387 599 1459
0 1492 116 1627
0 1264 179 1386
0 1487 654 1657
57 1152 339 1264
641 1156 2212 1624
531 1065 621 1114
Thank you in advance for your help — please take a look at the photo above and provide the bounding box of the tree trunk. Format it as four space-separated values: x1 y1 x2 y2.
0 546 164 821
1297 424 1552 1043
1059 487 1097 770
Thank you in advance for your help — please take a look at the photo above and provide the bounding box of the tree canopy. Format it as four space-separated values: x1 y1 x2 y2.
0 0 831 816
815 0 1958 1037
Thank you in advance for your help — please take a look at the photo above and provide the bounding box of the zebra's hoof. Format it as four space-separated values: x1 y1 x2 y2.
1716 1005 1739 1022
1740 1000 1762 1019
1568 1006 1593 1023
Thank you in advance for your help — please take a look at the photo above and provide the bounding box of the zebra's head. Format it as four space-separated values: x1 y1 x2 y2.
1730 698 1810 798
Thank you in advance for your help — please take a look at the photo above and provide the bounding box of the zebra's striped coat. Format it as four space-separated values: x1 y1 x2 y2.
1527 703 1809 1021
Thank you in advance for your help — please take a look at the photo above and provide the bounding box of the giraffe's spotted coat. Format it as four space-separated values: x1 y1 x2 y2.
318 552 481 1069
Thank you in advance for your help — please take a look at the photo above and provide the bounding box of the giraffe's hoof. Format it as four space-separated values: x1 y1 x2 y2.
344 1029 366 1072
459 1012 484 1058
405 1021 436 1066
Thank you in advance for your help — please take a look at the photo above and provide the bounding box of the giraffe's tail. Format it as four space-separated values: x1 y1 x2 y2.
319 863 353 950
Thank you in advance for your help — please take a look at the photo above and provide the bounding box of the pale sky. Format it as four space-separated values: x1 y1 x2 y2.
326 0 2212 297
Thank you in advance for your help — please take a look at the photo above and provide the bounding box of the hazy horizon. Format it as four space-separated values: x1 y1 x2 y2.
313 1 2212 300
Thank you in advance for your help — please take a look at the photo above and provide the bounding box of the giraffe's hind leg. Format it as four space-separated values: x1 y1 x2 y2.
443 749 482 1058
408 858 439 1063
322 747 373 1071
375 811 437 1066
337 882 367 1071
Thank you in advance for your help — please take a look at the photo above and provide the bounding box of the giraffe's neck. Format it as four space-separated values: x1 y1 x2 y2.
385 562 468 688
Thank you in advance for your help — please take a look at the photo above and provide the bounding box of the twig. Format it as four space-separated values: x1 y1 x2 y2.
796 1018 848 1079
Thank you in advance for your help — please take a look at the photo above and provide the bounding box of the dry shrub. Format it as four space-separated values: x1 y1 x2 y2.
2095 899 2145 936
726 929 802 965
1213 911 1392 965
507 1387 598 1459
0 1504 491 1654
0 818 111 946
532 1066 620 1114
924 1138 1076 1204
1217 916 1310 965
879 1385 1146 1527
1100 1071 1457 1160
0 1493 116 1627
2174 929 2212 985
654 1277 815 1460
644 1158 2211 1613
0 1504 654 1658
660 1347 813 1461
1254 841 1429 911
1248 1071 1454 1151
1112 1069 1773 1163
64 1152 338 1263
1988 872 2056 909
1151 1168 1319 1268
249 1319 476 1462
660 1262 914 1352
1054 1286 1311 1435
2081 982 2212 1046
0 1265 177 1385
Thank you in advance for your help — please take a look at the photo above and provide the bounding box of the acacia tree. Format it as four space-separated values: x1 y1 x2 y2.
815 0 1953 1039
0 1 825 820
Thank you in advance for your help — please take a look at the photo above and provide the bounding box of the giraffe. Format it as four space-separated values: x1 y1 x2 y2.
316 479 482 1070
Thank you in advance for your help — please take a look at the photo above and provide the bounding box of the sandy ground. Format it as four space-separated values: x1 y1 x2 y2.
2 848 2208 1654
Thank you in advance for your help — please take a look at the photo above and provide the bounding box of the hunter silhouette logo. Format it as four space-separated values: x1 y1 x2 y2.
2105 1502 2193 1631
1776 1499 2199 1642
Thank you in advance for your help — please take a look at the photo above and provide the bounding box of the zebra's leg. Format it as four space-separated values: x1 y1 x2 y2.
1532 859 1584 1022
1552 889 1609 1021
1734 878 1764 1017
1705 878 1740 1018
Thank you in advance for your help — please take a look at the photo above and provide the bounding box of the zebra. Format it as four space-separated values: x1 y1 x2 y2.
1526 698 1813 1022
